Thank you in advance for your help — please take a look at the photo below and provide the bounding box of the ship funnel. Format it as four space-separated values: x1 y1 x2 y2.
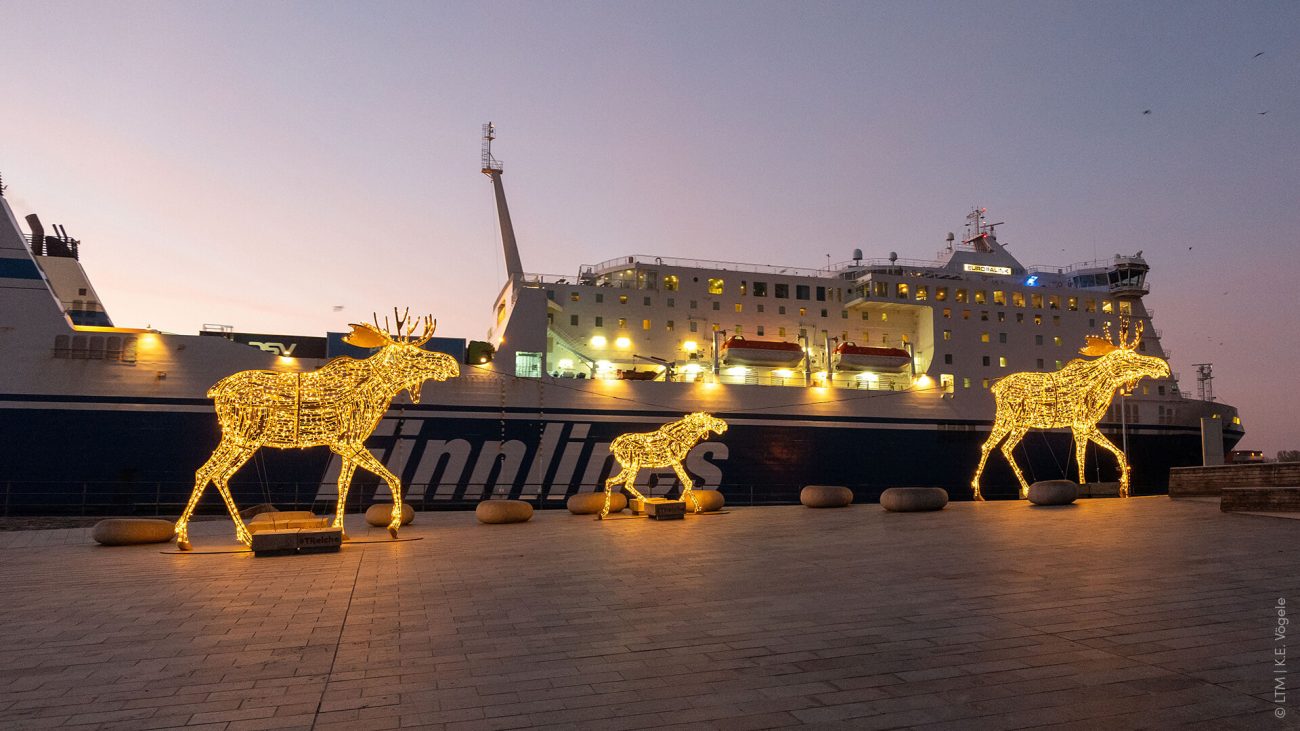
24 214 43 256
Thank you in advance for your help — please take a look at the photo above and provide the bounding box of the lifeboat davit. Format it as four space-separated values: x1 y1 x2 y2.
720 336 805 367
833 342 912 372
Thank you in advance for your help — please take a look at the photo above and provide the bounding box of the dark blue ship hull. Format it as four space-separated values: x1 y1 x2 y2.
0 396 1238 516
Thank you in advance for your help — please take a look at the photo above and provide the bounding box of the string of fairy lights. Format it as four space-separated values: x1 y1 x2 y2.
599 412 728 518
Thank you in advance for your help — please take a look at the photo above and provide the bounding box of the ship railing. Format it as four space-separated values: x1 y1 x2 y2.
0 481 1024 517
587 254 854 279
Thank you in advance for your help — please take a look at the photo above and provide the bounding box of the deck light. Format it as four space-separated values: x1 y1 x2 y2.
599 412 728 518
590 335 607 348
971 319 1169 500
683 340 699 353
615 336 631 349
174 311 459 550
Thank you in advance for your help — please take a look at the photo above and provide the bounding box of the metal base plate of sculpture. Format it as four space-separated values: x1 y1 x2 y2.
174 310 459 550
600 412 728 519
972 319 1169 500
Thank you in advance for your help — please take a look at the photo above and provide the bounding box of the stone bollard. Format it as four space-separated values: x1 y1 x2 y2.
880 487 948 512
683 489 726 512
476 499 534 524
1027 480 1079 506
364 503 416 527
92 518 175 546
567 492 628 515
800 485 854 508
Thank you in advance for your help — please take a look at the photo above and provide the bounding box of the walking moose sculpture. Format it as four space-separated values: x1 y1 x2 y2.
971 319 1169 501
175 311 459 550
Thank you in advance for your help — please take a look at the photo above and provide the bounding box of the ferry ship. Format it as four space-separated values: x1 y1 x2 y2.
0 130 1244 514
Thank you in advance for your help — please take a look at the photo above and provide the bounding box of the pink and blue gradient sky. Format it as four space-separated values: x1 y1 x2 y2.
2 1 1297 455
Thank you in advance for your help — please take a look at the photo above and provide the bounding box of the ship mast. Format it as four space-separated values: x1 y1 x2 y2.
481 122 523 278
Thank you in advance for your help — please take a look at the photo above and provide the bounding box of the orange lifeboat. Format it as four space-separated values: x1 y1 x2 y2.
833 342 912 372
720 336 805 367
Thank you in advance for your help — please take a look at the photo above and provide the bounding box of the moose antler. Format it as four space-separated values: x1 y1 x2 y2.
1120 318 1143 350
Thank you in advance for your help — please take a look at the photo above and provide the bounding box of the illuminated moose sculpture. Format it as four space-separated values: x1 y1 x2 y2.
175 312 460 550
971 319 1169 500
600 412 728 519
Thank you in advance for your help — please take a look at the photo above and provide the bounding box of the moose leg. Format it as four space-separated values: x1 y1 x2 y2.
349 447 405 538
1084 428 1131 498
176 440 237 550
600 463 631 520
1072 427 1089 485
971 425 1009 501
332 456 357 540
671 461 700 512
999 427 1032 499
213 446 257 546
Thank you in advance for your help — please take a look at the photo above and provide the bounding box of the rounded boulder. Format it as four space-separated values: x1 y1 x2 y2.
566 492 628 515
476 499 534 524
880 487 948 512
683 489 725 513
92 518 175 546
800 485 854 508
1028 480 1079 506
364 503 416 527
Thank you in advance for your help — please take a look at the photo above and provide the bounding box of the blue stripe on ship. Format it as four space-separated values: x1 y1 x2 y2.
0 257 43 279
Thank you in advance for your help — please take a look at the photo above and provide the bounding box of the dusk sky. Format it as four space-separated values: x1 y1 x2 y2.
2 1 1297 455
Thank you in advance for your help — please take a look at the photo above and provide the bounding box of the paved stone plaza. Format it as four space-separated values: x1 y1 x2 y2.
0 497 1293 730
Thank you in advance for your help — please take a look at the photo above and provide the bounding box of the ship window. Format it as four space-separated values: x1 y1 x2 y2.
841 311 848 319
595 316 603 327
975 290 987 304
712 301 720 311
1034 314 1043 325
944 353 953 364
618 318 627 328
963 377 971 389
943 329 951 341
1054 336 1062 346
757 325 764 336
53 334 70 358
1119 301 1132 315
871 281 887 297
1102 300 1113 313
915 286 928 301
570 315 579 326
993 290 1006 305
642 319 651 330
71 335 88 358
547 290 556 300
666 320 674 331
740 281 748 296
861 311 868 320
962 310 971 320
980 332 990 343
1049 295 1060 310
1052 316 1061 326
982 378 990 389
546 313 554 325
1012 292 1025 307
1031 293 1043 308
496 302 506 324
943 308 951 319
1017 313 1024 323
955 289 968 303
775 283 789 298
708 278 724 295
797 285 811 300
982 355 990 366
664 275 679 291
999 356 1007 368
997 312 1006 322
799 307 807 317
816 286 826 301
1138 340 1146 352
821 309 828 318
779 326 786 337
1085 298 1096 312
712 324 719 332
936 287 948 301
940 374 953 391
619 295 628 305
1055 360 1063 369
106 336 122 360
644 296 651 306
667 297 675 307
735 324 743 334
881 311 888 321
895 283 908 299
690 300 697 309
515 352 543 378
735 304 743 313
753 281 767 297
570 292 580 302
981 311 989 321
779 306 786 315
1067 296 1078 311
999 333 1007 344
1036 358 1045 369
1036 335 1044 345
900 334 910 344
596 293 604 303
1158 385 1166 396
1089 318 1095 327
689 321 698 332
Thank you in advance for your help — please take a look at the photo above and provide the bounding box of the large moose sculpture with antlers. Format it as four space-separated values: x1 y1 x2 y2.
175 310 460 550
971 319 1169 501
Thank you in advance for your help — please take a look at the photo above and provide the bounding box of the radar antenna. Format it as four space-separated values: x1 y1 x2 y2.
481 122 503 175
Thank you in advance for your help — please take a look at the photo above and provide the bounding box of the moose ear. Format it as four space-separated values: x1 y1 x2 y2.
343 323 390 349
1078 336 1117 357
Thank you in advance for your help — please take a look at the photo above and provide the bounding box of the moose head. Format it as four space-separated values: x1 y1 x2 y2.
684 411 729 437
1077 318 1170 393
343 308 461 403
